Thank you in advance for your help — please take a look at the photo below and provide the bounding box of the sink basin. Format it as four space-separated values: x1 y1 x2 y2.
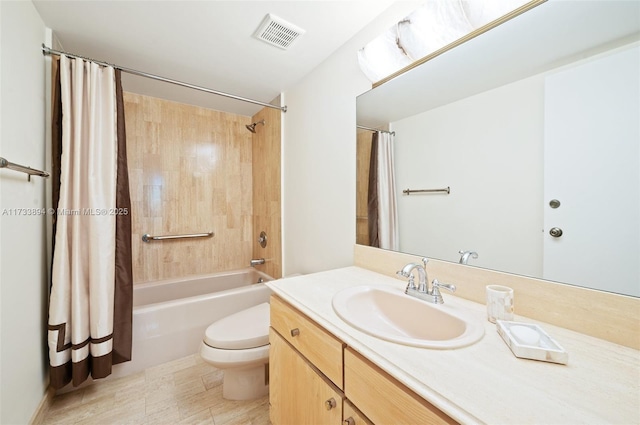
332 285 484 349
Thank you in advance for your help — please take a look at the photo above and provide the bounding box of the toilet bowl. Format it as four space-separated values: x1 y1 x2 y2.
199 302 270 400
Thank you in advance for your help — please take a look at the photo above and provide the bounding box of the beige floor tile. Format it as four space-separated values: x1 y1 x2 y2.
176 408 214 425
245 399 271 425
146 374 206 408
201 369 224 390
145 372 174 393
145 394 179 417
144 402 181 424
210 396 269 425
40 355 269 425
214 414 252 425
115 380 148 405
83 371 146 403
43 393 116 425
174 377 207 400
75 397 146 425
173 361 219 387
47 388 86 413
145 355 196 381
177 385 225 420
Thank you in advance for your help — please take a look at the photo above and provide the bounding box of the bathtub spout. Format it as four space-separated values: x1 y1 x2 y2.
250 258 265 267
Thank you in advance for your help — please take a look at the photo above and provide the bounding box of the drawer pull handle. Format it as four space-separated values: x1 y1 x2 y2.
344 417 356 425
325 397 337 410
290 328 300 337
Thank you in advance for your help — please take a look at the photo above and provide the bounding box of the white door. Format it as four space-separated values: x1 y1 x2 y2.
543 44 639 297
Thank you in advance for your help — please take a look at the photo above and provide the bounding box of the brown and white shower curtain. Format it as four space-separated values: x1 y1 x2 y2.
367 131 398 251
48 54 133 389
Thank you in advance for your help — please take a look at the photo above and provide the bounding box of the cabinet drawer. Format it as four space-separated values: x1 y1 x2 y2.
344 348 457 425
270 295 344 388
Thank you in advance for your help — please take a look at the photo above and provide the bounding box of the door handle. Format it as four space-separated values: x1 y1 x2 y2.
549 227 563 238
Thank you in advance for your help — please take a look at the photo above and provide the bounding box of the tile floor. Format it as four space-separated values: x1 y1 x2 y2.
42 355 270 425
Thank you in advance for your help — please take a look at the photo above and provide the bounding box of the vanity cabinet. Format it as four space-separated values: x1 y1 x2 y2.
270 295 343 387
343 400 373 425
269 295 455 425
345 348 456 425
269 295 345 425
269 329 343 424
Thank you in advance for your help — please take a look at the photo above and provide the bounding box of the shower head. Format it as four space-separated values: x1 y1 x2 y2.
245 119 266 133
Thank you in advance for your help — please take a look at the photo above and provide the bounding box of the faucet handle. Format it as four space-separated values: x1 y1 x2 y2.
406 275 417 290
397 270 417 290
431 279 456 304
432 279 456 293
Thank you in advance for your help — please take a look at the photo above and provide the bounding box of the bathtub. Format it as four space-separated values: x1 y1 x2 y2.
111 268 273 379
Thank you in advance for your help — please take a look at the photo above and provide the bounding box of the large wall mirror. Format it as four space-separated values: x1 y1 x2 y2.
356 0 640 297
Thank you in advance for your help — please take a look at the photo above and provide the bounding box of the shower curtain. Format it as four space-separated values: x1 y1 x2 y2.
368 131 399 250
48 55 133 389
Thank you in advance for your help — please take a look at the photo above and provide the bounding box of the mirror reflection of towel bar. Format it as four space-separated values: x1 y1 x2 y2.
403 187 450 195
142 231 214 242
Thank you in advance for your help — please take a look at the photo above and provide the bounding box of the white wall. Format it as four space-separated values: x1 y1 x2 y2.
0 2 50 423
282 2 421 275
393 75 545 277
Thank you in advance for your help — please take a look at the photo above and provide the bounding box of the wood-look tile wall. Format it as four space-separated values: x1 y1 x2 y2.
124 93 255 283
251 105 282 279
356 129 372 246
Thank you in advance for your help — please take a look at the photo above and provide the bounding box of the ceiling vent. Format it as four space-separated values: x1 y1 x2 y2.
254 14 305 50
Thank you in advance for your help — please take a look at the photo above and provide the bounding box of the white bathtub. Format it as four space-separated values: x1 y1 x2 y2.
111 268 273 379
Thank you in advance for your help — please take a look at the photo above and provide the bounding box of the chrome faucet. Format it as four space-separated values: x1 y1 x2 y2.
250 258 265 267
396 258 456 304
396 261 427 292
458 250 478 265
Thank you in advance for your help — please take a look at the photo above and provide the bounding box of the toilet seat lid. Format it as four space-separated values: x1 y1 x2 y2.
204 302 270 349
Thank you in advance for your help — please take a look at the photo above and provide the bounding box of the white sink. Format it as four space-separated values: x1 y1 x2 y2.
332 285 484 349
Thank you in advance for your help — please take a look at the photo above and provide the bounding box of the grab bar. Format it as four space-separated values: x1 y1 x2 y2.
0 157 50 181
142 231 214 243
402 186 450 195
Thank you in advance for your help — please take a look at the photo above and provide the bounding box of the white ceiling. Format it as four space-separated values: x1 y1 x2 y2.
33 0 396 116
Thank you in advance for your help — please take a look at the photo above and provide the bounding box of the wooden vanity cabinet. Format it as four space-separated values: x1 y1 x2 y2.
344 348 457 425
269 295 455 425
269 329 343 424
269 295 345 425
343 400 373 425
270 295 343 387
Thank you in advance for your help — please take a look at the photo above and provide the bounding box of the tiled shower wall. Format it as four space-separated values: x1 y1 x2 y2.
251 105 282 279
124 93 255 283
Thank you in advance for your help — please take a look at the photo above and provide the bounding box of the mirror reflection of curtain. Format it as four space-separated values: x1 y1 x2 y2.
48 54 133 389
368 131 399 250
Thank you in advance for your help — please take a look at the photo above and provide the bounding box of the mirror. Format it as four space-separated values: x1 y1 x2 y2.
356 0 640 297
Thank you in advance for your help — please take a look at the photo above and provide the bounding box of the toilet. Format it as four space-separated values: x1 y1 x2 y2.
199 302 270 400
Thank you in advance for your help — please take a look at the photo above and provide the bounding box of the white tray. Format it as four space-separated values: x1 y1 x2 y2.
496 320 568 365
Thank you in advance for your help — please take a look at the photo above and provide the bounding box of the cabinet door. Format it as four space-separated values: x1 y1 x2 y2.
269 328 343 425
344 400 373 425
344 348 456 425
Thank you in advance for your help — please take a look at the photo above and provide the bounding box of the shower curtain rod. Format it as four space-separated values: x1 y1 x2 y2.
357 125 395 136
42 45 287 113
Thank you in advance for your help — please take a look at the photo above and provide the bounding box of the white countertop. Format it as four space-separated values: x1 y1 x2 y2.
267 266 640 424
